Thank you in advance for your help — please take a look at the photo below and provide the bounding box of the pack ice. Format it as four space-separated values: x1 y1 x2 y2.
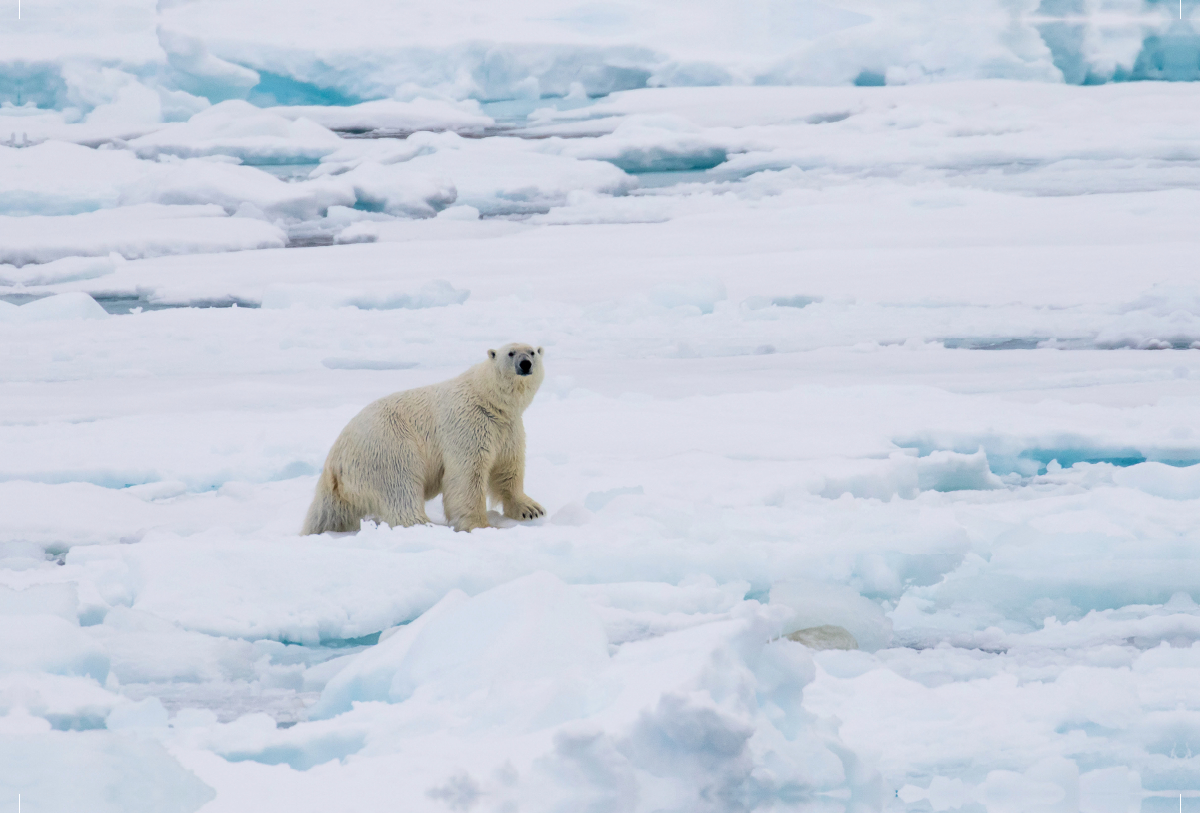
3 0 1200 811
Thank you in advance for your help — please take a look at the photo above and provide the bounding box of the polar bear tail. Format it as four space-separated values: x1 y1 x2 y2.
301 466 362 535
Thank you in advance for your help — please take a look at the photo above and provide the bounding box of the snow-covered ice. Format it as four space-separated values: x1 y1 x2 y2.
3 0 1200 811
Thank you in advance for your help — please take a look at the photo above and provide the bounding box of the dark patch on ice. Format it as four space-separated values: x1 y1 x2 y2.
322 357 420 371
805 111 852 125
0 292 51 306
94 295 260 314
772 295 820 309
286 233 337 248
314 631 382 648
853 70 887 87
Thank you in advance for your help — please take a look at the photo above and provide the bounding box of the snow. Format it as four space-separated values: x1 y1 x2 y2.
4 2 1200 810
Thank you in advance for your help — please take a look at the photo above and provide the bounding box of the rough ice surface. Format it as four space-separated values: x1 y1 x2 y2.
3 0 1200 811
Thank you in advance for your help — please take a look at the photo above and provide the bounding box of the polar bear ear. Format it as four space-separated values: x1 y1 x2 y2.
537 347 543 355
488 349 496 360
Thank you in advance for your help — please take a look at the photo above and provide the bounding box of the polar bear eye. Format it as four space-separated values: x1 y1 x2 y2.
508 351 515 357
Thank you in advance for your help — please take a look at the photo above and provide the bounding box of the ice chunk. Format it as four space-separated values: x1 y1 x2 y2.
310 589 471 718
1113 462 1200 500
313 573 609 718
0 584 79 620
0 731 214 813
119 160 356 222
335 161 457 217
0 673 117 731
0 615 109 681
0 292 110 323
0 253 119 286
105 697 170 730
0 141 149 216
770 579 893 652
917 449 1005 492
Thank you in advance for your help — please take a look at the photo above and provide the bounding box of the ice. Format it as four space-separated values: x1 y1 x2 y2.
5 8 1200 809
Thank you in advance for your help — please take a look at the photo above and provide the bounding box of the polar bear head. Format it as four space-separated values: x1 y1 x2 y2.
487 344 545 399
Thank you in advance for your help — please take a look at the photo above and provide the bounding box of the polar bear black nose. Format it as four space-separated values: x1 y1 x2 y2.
518 358 532 375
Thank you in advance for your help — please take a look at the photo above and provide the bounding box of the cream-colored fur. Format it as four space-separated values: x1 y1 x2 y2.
302 343 546 534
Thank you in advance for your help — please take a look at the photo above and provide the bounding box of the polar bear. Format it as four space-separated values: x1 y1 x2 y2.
302 343 546 534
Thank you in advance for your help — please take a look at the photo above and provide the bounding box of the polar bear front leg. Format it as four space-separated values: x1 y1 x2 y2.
443 461 491 532
490 450 545 521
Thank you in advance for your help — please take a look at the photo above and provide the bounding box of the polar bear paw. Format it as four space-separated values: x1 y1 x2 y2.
505 497 546 522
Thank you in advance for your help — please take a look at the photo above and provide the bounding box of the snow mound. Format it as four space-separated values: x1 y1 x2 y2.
0 141 148 216
313 572 608 718
546 114 729 173
128 100 344 163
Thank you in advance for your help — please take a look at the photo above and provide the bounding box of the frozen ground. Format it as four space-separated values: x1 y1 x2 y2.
3 2 1200 811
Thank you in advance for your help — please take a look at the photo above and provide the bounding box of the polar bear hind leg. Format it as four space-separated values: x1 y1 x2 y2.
301 467 367 534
